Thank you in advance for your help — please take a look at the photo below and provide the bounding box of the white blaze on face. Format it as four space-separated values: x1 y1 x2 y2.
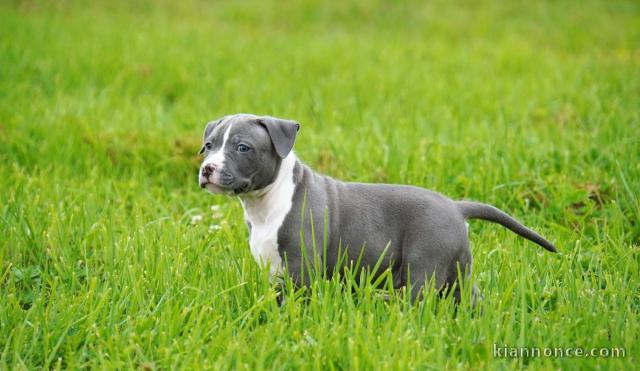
200 123 233 184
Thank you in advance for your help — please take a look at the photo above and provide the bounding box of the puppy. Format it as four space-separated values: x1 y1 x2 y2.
198 114 557 302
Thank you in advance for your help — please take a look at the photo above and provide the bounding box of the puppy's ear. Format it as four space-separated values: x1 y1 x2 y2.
258 116 300 158
199 119 221 154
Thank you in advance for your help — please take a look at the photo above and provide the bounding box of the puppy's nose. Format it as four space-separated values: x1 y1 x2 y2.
201 163 216 178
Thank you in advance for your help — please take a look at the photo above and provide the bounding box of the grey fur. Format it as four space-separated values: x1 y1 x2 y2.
199 114 285 194
258 117 300 158
199 114 557 302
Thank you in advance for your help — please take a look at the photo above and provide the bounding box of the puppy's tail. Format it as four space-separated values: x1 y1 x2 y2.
456 201 557 253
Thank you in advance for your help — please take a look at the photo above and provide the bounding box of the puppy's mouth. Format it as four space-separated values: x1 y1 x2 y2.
199 174 248 196
202 182 233 195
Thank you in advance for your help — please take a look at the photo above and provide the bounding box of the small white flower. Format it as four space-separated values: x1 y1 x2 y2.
191 214 204 224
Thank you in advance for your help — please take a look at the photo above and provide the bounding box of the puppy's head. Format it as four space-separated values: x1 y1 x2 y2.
198 113 300 195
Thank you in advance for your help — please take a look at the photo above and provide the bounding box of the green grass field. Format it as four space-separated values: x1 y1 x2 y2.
1 0 639 369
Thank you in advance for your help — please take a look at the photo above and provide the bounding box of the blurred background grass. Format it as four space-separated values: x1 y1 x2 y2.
0 0 638 369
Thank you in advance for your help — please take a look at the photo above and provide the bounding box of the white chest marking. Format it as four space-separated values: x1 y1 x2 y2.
239 153 296 278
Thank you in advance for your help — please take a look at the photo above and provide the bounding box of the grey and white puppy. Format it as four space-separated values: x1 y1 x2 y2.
198 113 557 302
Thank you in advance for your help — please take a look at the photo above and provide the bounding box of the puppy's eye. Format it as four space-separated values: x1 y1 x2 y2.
204 142 213 151
237 144 251 153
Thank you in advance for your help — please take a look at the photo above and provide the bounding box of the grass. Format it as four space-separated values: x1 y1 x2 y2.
1 0 638 369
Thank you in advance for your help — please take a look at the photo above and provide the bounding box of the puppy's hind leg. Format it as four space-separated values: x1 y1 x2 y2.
406 261 452 303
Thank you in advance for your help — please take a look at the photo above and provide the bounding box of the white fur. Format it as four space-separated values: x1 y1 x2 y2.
203 123 232 171
239 152 297 278
199 124 233 193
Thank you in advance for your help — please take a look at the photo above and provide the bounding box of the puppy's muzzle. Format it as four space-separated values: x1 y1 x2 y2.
199 163 217 188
